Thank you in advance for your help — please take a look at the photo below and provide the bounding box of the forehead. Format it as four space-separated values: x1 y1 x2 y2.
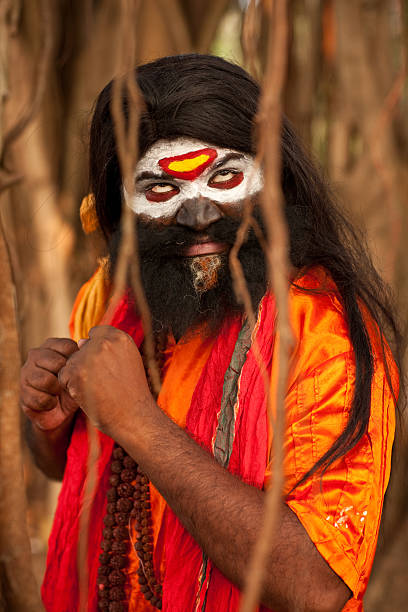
135 138 246 178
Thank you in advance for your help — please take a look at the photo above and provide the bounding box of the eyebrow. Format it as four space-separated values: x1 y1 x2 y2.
136 170 170 183
211 152 245 170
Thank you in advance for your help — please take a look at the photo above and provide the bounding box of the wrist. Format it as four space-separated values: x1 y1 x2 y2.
112 395 166 464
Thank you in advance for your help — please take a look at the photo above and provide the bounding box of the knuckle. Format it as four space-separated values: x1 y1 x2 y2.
27 348 39 361
99 337 112 351
24 392 50 412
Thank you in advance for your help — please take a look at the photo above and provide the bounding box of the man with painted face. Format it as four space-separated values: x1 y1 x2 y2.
21 55 400 612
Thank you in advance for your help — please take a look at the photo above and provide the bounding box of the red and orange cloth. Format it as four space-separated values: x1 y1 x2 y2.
42 267 397 611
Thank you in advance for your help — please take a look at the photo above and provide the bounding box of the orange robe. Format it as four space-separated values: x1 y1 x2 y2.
67 267 396 611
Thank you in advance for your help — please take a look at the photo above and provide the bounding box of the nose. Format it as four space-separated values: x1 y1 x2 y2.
176 197 222 231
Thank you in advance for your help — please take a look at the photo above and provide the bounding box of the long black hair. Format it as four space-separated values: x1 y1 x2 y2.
89 53 403 481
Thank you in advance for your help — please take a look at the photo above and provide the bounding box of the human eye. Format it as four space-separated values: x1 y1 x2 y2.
145 183 179 202
208 169 244 189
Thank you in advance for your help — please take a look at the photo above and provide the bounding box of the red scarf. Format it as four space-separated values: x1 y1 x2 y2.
42 293 276 611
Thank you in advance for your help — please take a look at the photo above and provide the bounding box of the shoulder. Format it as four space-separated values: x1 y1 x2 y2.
286 265 399 402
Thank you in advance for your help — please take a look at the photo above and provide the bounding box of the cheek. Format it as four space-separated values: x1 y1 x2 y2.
126 184 199 221
216 199 246 218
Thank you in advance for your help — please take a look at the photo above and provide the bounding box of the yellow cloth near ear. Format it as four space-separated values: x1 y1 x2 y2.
69 258 111 342
80 193 99 234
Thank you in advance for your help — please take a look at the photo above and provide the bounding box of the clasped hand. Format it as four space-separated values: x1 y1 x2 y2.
21 326 155 440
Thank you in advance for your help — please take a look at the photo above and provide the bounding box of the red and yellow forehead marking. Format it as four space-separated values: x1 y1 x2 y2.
158 147 217 180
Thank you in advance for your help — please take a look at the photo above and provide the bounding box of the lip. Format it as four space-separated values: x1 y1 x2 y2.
182 241 229 257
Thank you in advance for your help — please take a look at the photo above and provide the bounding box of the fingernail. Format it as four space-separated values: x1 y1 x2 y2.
78 338 88 348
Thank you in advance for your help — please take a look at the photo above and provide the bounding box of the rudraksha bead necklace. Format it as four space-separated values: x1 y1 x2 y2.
98 336 166 611
97 445 162 610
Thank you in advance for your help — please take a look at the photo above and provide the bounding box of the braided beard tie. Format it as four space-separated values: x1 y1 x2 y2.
189 254 222 293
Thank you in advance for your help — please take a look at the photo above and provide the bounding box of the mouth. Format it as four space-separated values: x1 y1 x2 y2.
182 241 229 257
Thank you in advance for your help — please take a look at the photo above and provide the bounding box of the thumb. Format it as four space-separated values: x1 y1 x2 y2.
60 388 80 413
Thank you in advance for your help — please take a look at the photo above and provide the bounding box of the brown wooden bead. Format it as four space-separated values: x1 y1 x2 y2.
141 527 151 536
109 554 127 569
112 447 125 460
140 583 150 594
117 483 134 497
98 575 109 587
98 583 109 597
123 456 136 469
150 597 160 607
143 567 152 580
111 460 123 474
103 527 113 540
108 569 126 586
106 502 117 515
144 589 153 600
100 540 112 552
98 565 110 577
108 603 125 612
121 469 136 482
111 540 129 554
109 474 120 487
109 586 126 601
98 599 109 609
99 552 110 565
103 514 115 527
116 498 133 512
112 526 128 540
106 488 117 502
130 509 137 518
115 512 128 526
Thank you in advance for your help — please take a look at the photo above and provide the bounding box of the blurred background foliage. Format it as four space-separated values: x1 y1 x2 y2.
0 1 407 609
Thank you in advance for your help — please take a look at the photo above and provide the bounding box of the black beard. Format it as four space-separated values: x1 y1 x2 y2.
109 214 267 340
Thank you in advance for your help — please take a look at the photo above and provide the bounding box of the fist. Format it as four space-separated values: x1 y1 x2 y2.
58 326 154 437
20 338 80 431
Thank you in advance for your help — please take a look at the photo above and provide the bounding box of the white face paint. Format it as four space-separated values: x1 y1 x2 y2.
124 138 263 220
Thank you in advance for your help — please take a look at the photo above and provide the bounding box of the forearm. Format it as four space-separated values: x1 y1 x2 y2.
24 414 75 480
115 402 350 612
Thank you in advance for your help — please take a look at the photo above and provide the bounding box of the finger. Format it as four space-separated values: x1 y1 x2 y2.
20 388 58 412
58 361 84 404
78 338 89 348
22 366 61 395
28 348 71 374
41 338 79 358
